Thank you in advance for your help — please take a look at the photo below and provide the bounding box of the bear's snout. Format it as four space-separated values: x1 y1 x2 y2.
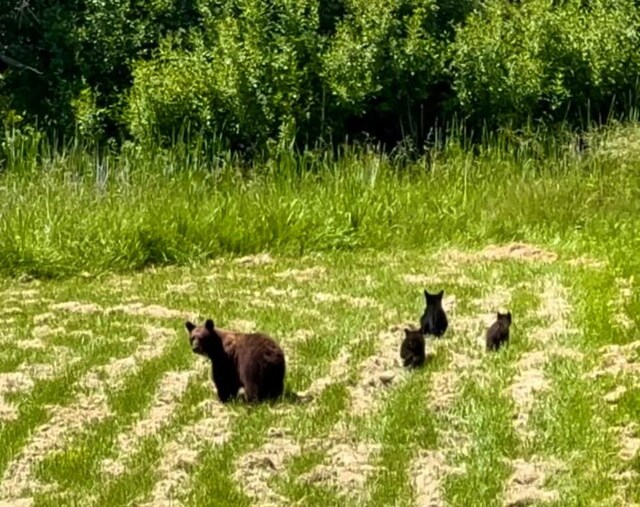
190 338 203 354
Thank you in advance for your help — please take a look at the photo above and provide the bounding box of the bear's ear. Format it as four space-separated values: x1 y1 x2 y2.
185 321 196 333
404 327 412 334
424 289 430 299
205 319 215 332
437 289 444 299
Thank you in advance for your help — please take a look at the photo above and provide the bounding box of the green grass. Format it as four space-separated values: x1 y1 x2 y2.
2 122 640 280
0 248 638 506
1 123 640 505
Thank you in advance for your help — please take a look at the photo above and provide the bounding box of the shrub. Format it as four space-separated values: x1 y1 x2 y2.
126 0 323 150
451 0 640 128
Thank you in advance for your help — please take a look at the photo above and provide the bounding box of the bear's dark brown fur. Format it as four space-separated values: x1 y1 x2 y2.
420 289 448 338
185 319 286 403
485 311 512 352
400 327 426 369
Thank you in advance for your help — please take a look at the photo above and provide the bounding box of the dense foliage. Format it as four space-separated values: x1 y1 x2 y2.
1 0 640 150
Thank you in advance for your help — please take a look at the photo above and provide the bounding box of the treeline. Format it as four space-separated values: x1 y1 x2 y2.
1 0 640 152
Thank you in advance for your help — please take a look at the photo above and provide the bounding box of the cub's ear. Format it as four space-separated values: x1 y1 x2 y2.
185 321 196 333
437 289 444 299
205 319 215 332
404 327 412 334
424 289 430 299
506 312 512 322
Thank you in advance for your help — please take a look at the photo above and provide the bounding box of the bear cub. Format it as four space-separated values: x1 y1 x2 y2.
185 319 286 403
400 327 426 369
485 311 512 352
420 289 448 338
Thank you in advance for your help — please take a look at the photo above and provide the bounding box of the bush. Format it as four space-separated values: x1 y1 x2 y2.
126 0 323 150
1 0 640 149
451 0 640 128
0 0 201 137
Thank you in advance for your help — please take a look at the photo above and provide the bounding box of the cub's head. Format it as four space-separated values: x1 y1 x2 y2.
424 289 444 308
185 319 218 356
497 311 512 326
404 327 424 341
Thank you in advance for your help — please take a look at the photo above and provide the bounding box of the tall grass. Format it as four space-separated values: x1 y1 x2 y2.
1 122 640 279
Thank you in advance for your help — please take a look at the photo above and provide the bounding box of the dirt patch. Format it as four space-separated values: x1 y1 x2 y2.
50 301 102 314
509 276 577 437
292 329 314 343
534 276 572 333
0 372 34 395
102 370 195 478
1 325 179 499
3 289 40 298
166 282 196 294
313 292 379 309
227 319 257 333
0 307 22 316
472 287 513 316
106 303 188 320
0 391 111 500
234 253 274 266
349 326 408 416
251 299 276 309
445 243 557 264
81 326 178 390
16 363 56 382
510 354 551 438
0 371 37 420
32 325 65 339
234 428 300 505
588 341 640 379
0 498 33 507
567 256 606 269
140 402 234 506
410 450 464 506
402 273 444 286
300 439 381 494
0 400 19 421
480 243 557 263
293 343 357 407
612 278 635 331
503 457 564 506
427 291 504 413
33 313 55 325
137 444 196 505
616 277 634 300
275 267 326 282
617 424 640 461
428 369 458 414
15 339 44 350
265 287 301 298
604 385 628 404
0 363 60 421
405 272 477 288
25 298 49 306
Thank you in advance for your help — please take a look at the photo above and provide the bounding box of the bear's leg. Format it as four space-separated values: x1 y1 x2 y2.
212 366 240 403
243 382 261 403
263 361 285 400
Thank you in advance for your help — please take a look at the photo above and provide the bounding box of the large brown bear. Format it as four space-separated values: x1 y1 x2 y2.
185 319 286 403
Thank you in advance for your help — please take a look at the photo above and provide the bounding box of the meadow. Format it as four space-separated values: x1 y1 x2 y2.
0 124 640 506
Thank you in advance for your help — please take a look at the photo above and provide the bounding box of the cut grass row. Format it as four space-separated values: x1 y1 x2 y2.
1 250 638 505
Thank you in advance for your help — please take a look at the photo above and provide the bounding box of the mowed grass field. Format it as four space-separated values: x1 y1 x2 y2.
0 244 639 507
